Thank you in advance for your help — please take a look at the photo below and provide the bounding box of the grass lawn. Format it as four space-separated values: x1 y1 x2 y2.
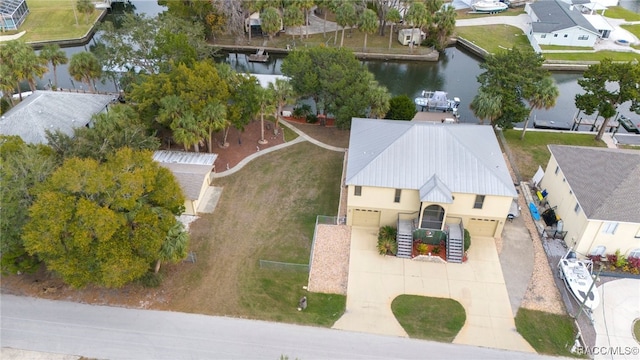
515 308 578 357
391 295 466 342
455 8 525 20
604 6 640 21
621 24 640 39
502 129 605 181
540 45 595 51
455 25 532 54
543 51 640 62
17 0 103 43
160 141 346 327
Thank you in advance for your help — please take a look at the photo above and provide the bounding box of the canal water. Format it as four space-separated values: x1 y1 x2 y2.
36 0 639 126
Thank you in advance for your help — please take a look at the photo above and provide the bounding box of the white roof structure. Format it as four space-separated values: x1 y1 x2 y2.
246 74 290 89
153 150 217 201
346 118 517 201
0 91 115 144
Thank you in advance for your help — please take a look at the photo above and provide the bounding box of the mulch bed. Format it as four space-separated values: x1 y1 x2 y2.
213 119 285 171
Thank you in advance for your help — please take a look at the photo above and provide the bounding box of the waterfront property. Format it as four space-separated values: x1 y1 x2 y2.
0 0 29 31
345 118 517 245
525 0 600 50
539 145 640 259
0 91 115 144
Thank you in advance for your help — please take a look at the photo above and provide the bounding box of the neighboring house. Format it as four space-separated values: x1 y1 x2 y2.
345 118 517 239
525 0 600 49
0 91 115 144
0 0 29 31
539 145 640 259
153 150 217 216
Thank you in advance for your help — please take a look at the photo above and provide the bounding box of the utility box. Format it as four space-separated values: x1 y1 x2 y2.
398 28 425 46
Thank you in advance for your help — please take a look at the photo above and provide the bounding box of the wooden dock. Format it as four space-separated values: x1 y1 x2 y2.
248 48 269 63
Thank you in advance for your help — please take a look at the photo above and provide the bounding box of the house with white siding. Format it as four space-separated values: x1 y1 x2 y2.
526 0 601 48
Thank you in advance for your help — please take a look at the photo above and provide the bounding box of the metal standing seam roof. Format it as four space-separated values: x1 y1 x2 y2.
0 91 116 144
548 145 640 223
153 151 217 201
345 118 517 200
530 0 599 35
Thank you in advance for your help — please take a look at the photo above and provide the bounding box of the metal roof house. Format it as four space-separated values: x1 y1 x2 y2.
525 0 600 50
0 91 115 144
153 150 217 216
345 118 517 260
539 145 640 260
0 0 29 31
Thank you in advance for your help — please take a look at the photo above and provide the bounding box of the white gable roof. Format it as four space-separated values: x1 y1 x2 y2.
346 118 517 200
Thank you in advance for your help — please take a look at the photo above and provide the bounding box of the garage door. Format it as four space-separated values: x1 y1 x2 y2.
467 218 498 237
351 209 380 228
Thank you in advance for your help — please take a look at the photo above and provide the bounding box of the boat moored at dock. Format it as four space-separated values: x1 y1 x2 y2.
414 90 460 114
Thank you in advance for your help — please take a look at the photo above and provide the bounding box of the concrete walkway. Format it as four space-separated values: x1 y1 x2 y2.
333 227 536 353
592 279 640 360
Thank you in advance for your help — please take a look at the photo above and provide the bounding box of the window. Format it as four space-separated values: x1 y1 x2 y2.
574 203 580 213
554 34 558 37
578 35 589 40
602 222 618 234
555 166 559 175
629 249 640 259
541 34 547 38
564 34 568 38
394 189 402 203
421 205 445 229
354 186 362 196
473 195 485 209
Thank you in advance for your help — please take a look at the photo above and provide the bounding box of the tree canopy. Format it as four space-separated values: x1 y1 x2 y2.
281 47 389 129
575 58 640 141
386 95 417 120
473 47 557 130
22 148 187 288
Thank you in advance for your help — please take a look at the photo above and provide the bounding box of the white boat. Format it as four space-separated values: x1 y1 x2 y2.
414 90 460 113
557 250 600 311
472 1 509 13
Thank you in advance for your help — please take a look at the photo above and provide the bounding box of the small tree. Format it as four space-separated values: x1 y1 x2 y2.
470 88 502 125
386 95 417 120
335 2 356 48
39 44 68 89
359 9 378 52
76 0 95 24
260 7 282 41
283 5 304 41
385 8 402 50
377 225 398 255
68 51 102 92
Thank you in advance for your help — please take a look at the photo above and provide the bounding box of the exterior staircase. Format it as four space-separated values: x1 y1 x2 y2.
446 221 464 263
396 219 414 259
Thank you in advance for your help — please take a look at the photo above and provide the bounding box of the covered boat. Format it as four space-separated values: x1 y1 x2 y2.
557 250 600 311
472 1 509 13
414 90 460 113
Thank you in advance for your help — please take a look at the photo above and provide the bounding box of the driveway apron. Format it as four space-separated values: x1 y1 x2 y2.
333 227 535 353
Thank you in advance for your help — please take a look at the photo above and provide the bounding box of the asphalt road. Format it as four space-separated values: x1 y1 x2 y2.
1 294 558 360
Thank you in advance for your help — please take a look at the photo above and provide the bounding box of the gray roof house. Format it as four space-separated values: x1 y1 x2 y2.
539 145 640 258
153 150 217 216
525 0 601 49
0 91 115 144
345 118 517 243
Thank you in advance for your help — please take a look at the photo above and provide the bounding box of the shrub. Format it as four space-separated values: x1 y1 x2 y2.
463 229 471 252
138 272 163 288
627 256 640 270
377 225 397 255
417 243 429 255
306 114 318 123
432 246 441 255
292 103 312 118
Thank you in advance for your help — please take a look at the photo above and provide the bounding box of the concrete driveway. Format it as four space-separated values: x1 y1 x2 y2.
333 227 535 353
592 279 640 360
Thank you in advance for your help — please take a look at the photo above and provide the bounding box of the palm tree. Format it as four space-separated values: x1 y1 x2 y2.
295 0 314 38
172 111 205 152
76 0 95 24
39 44 68 89
385 8 401 50
521 77 559 139
68 52 102 92
359 9 378 52
198 101 227 153
336 2 356 48
256 86 276 145
0 65 18 107
433 4 457 51
470 88 502 125
0 40 47 98
154 222 189 273
268 78 295 129
405 2 428 53
260 7 282 41
283 5 304 41
368 82 391 119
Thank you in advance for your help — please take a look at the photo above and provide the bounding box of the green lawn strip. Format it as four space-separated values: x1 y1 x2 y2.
502 129 605 181
604 6 640 21
455 25 532 54
515 308 579 357
391 295 466 342
19 0 102 43
621 24 640 39
540 45 594 51
216 141 344 326
282 124 299 142
543 51 640 62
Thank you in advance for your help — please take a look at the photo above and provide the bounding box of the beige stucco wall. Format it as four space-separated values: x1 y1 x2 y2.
541 154 640 256
347 185 513 236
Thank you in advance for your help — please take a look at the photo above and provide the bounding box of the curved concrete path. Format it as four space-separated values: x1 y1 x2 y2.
592 278 640 360
333 227 536 354
212 120 345 178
